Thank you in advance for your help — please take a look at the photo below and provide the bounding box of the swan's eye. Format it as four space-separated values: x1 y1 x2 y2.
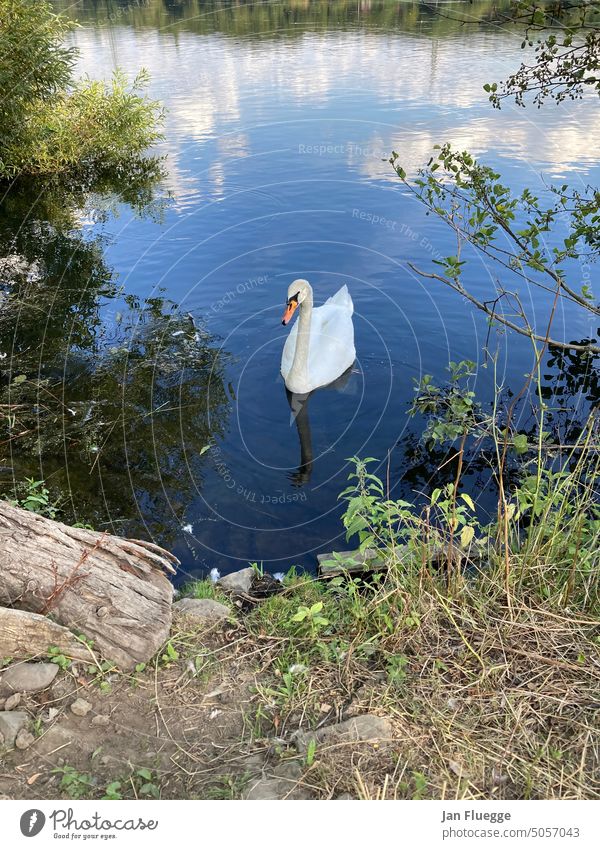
287 294 299 306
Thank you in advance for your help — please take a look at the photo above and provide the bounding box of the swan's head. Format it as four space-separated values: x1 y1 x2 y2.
282 279 310 325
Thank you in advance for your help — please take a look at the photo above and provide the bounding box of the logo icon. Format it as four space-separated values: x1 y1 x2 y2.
20 810 46 837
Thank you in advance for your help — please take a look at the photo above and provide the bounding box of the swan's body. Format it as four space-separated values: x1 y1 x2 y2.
281 279 355 394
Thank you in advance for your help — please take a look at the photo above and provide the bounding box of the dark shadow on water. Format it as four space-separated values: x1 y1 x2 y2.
285 363 355 487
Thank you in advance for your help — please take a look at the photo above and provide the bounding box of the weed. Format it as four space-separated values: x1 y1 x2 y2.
52 765 95 799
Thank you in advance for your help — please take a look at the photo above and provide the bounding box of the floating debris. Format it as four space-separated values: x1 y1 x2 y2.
209 567 221 583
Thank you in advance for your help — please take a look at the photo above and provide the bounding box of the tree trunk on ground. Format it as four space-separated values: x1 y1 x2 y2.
0 607 91 662
0 502 178 670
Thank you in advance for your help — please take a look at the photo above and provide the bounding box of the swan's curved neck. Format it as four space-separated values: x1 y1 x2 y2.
288 285 313 386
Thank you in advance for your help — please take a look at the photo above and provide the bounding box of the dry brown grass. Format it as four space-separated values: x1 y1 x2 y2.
1 583 597 801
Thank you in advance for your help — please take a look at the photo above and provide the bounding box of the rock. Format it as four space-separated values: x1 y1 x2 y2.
294 714 393 754
173 598 231 621
0 662 58 696
70 698 92 717
244 758 310 800
91 714 110 727
0 711 29 748
217 567 254 594
4 693 21 711
15 728 35 749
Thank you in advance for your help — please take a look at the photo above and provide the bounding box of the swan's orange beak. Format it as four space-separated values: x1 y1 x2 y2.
282 298 298 326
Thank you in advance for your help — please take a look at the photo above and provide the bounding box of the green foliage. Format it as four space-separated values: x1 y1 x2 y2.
291 601 329 636
391 143 600 355
14 477 58 519
0 0 163 181
180 579 228 605
305 738 318 766
47 646 71 670
411 360 479 445
204 773 249 800
103 781 123 800
135 767 160 799
53 765 95 799
160 640 180 666
487 2 600 107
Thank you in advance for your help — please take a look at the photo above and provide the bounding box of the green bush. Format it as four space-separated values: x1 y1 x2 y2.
0 0 163 180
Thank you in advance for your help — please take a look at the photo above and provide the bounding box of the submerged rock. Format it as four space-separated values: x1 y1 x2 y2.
0 662 58 696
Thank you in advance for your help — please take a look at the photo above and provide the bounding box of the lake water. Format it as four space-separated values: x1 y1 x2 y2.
3 1 599 582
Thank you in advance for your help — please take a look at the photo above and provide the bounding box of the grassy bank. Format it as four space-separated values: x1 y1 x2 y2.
2 370 598 801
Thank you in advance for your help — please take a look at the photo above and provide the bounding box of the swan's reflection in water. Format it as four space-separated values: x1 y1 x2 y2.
285 364 355 487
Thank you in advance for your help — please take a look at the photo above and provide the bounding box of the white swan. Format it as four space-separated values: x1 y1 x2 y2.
280 279 355 394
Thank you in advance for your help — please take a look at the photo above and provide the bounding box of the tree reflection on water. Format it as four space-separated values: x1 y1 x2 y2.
0 177 231 544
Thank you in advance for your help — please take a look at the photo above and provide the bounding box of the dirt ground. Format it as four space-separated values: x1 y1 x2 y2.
0 611 394 801
2 595 598 802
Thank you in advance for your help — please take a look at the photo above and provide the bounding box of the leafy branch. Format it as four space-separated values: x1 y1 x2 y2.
391 144 600 354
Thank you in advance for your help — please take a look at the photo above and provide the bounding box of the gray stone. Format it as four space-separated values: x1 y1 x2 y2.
217 567 254 594
0 711 29 748
294 714 393 754
0 662 58 696
4 693 21 711
70 698 93 717
15 728 35 749
243 758 310 800
91 714 110 727
173 598 232 621
245 774 310 800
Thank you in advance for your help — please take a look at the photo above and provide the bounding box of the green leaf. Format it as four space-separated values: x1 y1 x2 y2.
460 525 475 548
460 493 475 510
513 434 528 455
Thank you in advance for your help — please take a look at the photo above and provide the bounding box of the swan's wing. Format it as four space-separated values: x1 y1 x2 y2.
324 284 353 314
307 302 355 387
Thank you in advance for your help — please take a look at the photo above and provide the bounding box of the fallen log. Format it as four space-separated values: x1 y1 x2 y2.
0 608 91 662
0 502 178 670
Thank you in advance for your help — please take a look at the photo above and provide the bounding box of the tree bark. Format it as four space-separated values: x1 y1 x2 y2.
0 607 91 662
0 502 178 670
